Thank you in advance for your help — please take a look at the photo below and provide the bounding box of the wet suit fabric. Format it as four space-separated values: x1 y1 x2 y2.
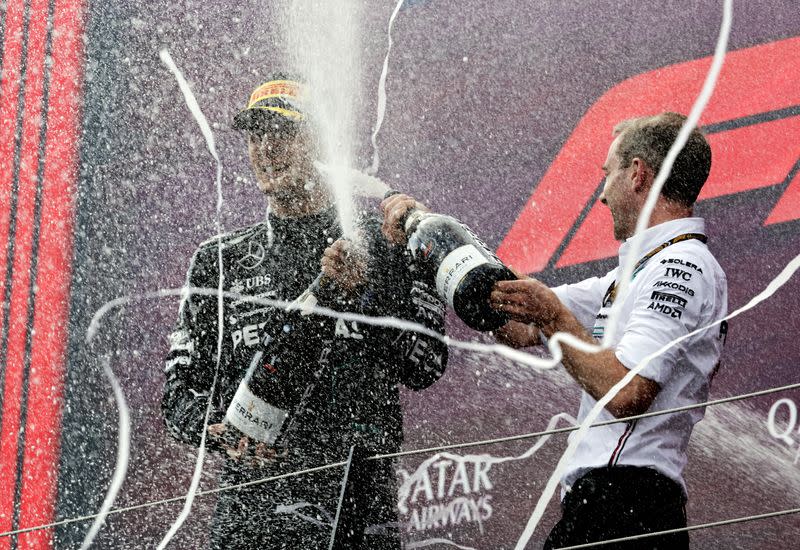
161 208 448 549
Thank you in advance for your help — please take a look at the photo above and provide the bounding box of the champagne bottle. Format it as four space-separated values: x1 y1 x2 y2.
288 271 342 315
224 329 300 447
388 191 515 331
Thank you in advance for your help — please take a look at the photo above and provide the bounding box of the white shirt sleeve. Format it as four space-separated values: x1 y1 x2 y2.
615 256 714 386
552 273 613 333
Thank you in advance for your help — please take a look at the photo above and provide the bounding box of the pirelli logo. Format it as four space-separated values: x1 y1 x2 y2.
650 290 688 308
248 79 305 108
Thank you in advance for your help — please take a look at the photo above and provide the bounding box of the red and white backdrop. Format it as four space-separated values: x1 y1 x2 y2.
1 1 799 548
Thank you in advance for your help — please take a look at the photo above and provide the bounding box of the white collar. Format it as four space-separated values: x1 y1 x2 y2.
618 217 706 268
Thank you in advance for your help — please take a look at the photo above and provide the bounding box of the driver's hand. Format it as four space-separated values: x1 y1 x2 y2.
321 238 368 293
207 423 281 468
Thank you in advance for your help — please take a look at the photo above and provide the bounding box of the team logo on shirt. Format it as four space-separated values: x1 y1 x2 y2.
232 321 270 349
646 288 689 319
652 280 695 296
334 319 364 340
230 280 245 295
650 290 688 308
238 241 266 269
664 267 693 281
646 302 683 319
660 257 703 273
241 274 272 289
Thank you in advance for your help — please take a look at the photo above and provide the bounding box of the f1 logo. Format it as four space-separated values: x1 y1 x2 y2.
497 36 800 273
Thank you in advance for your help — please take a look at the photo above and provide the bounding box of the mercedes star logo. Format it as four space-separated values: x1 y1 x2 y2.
238 241 266 270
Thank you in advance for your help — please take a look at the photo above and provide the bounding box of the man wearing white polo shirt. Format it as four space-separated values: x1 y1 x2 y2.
490 112 728 549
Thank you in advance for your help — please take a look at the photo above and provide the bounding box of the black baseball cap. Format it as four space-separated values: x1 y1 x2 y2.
232 75 307 135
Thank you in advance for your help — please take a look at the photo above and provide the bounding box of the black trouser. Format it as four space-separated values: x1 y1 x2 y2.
544 466 689 550
210 458 401 550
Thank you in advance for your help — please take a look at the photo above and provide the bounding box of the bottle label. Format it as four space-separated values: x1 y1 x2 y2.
436 244 490 308
458 221 503 264
225 382 288 445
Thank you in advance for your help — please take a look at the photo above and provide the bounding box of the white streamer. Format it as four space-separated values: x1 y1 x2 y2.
405 538 477 550
157 48 226 550
5 341 800 541
78 358 130 549
514 3 734 547
397 413 576 515
368 0 405 175
80 181 800 550
555 504 800 549
601 2 732 346
86 286 597 374
525 249 800 549
158 49 220 169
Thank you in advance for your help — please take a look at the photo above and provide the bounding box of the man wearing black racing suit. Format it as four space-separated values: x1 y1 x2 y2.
161 76 447 549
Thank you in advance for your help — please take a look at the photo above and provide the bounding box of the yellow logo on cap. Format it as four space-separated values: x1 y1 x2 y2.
247 80 305 109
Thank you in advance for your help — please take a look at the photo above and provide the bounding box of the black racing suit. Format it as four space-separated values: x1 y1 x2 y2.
162 207 447 549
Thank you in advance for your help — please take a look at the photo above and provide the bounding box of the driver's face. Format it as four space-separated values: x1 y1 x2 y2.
247 124 315 196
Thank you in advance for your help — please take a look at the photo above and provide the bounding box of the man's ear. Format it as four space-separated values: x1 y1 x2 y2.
630 157 653 193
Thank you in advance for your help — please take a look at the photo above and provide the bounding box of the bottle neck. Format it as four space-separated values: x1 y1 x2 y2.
404 208 427 234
